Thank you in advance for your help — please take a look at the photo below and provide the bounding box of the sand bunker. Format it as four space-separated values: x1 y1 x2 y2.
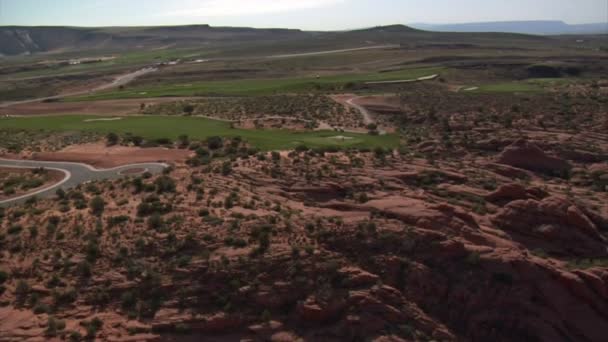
83 117 123 122
329 136 355 140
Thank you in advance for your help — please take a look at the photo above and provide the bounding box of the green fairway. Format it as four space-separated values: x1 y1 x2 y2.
66 67 443 101
0 115 398 151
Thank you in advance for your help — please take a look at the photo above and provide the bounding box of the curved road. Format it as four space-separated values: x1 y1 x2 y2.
345 97 388 135
0 158 168 207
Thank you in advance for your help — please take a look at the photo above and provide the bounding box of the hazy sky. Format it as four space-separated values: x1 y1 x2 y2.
1 0 606 29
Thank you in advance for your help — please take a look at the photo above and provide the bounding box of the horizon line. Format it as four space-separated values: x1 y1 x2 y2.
0 19 606 30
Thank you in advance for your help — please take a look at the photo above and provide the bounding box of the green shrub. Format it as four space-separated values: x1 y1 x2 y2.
154 176 176 194
89 196 105 216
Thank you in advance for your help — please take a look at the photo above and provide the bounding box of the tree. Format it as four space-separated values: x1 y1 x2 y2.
55 188 66 199
89 196 105 216
183 104 195 115
154 176 176 194
207 136 223 150
106 132 119 146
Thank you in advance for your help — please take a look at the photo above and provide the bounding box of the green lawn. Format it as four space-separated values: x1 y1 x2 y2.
0 115 398 151
66 67 443 101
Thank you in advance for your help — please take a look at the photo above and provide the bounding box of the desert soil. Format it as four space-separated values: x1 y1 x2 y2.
0 167 64 200
30 143 192 168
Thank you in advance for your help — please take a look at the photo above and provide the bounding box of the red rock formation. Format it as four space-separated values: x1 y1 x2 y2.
497 139 572 174
491 196 607 256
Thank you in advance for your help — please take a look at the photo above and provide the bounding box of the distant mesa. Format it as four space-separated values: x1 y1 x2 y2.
409 20 608 35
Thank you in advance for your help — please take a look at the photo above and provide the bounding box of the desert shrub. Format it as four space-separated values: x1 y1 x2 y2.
221 161 232 176
121 291 137 310
106 132 119 146
137 196 172 216
154 138 172 145
33 303 50 314
78 261 92 278
195 147 210 158
250 225 273 256
86 238 100 263
89 196 105 216
207 136 223 150
7 224 23 235
0 270 8 284
183 104 195 115
107 215 129 228
55 188 66 200
45 316 66 337
178 134 190 148
15 280 30 304
147 213 164 230
52 287 77 307
295 145 309 152
224 237 247 248
68 331 83 342
82 317 103 339
154 176 176 194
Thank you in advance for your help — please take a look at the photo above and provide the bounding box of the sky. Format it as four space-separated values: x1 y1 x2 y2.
0 0 606 30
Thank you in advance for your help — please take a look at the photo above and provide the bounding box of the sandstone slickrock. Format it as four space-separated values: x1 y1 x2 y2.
491 196 607 256
497 139 572 174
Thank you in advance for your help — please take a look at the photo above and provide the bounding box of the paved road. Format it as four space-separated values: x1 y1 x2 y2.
0 158 167 207
266 45 400 59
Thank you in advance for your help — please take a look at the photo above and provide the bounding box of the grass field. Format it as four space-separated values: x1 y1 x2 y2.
66 67 443 101
0 115 398 151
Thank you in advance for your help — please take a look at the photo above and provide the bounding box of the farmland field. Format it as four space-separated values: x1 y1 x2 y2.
0 115 398 150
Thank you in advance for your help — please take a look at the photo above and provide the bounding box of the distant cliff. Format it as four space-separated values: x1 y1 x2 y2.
0 25 306 56
409 20 608 35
